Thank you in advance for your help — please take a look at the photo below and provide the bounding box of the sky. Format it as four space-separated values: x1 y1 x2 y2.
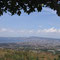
0 7 60 38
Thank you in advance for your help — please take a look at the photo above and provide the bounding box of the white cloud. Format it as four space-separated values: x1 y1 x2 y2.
0 27 60 38
0 28 7 32
28 30 34 34
8 30 15 32
17 30 26 33
17 30 34 34
43 7 56 15
42 27 57 33
36 27 60 34
0 28 14 32
58 29 60 33
37 30 41 33
0 27 60 34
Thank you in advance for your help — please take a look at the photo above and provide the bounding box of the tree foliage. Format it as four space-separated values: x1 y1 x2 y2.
0 48 59 60
0 0 60 16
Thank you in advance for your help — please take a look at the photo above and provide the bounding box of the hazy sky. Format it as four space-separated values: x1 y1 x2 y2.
0 7 60 38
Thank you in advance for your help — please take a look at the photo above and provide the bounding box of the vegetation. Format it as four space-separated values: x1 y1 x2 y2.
0 0 60 16
0 48 60 60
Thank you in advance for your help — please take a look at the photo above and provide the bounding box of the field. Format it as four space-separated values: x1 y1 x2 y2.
0 48 60 60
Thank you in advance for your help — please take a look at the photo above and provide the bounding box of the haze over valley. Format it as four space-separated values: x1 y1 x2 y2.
0 37 60 51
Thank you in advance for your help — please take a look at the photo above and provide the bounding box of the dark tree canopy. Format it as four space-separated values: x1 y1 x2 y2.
0 0 60 16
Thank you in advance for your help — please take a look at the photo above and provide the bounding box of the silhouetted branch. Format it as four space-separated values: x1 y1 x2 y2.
0 0 60 16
